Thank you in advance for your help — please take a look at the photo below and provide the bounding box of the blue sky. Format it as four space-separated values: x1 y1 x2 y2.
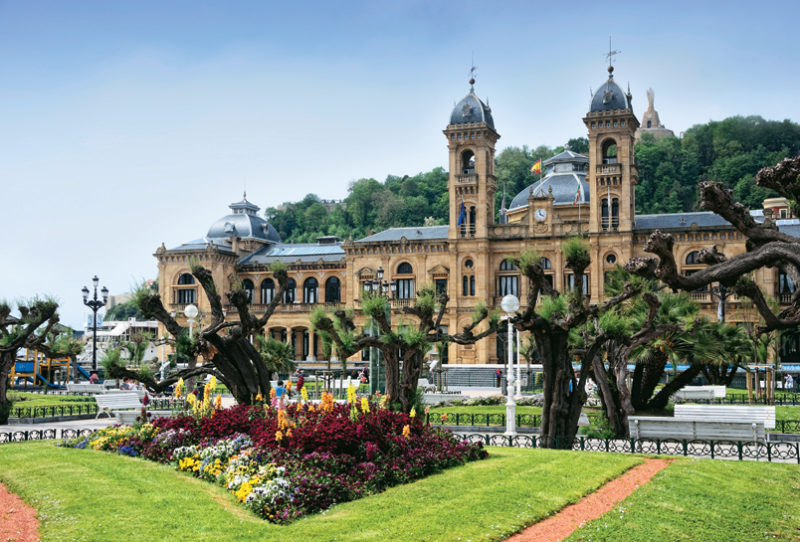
1 0 799 328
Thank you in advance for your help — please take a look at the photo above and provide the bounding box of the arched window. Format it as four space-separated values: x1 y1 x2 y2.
611 198 619 228
175 273 196 304
647 120 652 128
260 279 275 304
303 277 318 304
464 259 474 269
241 279 254 304
397 262 413 274
778 270 796 295
602 139 618 164
540 257 552 270
282 278 296 304
685 251 700 265
461 149 475 174
601 198 620 230
325 276 341 303
500 260 518 271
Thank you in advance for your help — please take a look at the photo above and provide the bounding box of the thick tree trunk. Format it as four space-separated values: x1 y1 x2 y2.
382 348 401 409
723 364 740 386
632 354 668 410
537 328 584 448
399 351 423 413
647 364 703 410
592 356 628 437
0 351 14 424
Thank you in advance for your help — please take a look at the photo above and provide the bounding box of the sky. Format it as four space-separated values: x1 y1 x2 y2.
2 0 799 329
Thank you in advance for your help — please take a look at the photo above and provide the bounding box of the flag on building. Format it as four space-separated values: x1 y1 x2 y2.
530 159 542 174
573 185 581 205
457 199 466 226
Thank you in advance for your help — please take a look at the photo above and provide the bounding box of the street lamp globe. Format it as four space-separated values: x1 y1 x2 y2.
500 294 520 314
184 304 199 319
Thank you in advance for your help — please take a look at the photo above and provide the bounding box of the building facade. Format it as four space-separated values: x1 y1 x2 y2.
154 65 800 366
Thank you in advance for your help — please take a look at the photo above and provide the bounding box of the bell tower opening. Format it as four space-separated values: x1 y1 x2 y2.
461 150 475 174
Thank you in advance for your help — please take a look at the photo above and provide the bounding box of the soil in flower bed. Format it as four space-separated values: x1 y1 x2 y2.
59 398 486 523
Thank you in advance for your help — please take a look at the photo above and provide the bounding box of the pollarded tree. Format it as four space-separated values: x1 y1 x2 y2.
625 156 800 352
312 284 499 413
106 261 293 404
0 299 80 423
511 241 643 448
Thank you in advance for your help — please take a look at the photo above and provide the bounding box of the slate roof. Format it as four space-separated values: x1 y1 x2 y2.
238 243 345 266
544 150 589 165
356 226 449 243
590 72 631 113
169 238 235 254
633 211 733 230
449 90 494 128
508 174 589 209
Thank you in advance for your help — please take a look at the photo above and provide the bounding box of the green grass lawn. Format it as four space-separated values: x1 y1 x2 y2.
0 442 640 542
567 458 800 541
8 392 93 409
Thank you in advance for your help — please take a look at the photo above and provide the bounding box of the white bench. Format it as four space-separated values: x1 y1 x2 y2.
674 404 775 430
629 416 766 442
116 409 176 425
673 388 715 401
106 388 147 400
66 383 107 394
95 392 141 419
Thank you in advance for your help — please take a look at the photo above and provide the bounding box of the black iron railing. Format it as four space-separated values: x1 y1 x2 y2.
9 398 177 419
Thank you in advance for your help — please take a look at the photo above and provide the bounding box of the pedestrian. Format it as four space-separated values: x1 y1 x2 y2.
785 373 795 393
274 380 287 409
495 369 502 387
89 371 99 384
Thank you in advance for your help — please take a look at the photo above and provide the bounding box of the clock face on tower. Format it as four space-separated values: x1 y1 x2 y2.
535 208 547 221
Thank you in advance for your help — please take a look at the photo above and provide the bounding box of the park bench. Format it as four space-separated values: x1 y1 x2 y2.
66 383 107 394
95 392 141 419
628 416 766 442
673 385 726 401
674 404 775 430
672 388 715 401
106 388 147 400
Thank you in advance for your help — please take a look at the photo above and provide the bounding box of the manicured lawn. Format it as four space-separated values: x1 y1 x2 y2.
8 392 93 409
0 442 639 542
568 458 800 541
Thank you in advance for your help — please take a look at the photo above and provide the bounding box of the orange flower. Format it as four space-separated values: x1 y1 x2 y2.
440 413 448 423
402 424 411 439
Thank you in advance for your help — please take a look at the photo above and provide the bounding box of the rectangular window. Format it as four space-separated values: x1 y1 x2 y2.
435 278 447 295
498 275 519 297
565 274 589 295
177 289 196 304
396 278 414 299
470 276 475 296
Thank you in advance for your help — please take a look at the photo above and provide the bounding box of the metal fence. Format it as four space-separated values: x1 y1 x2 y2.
9 398 176 420
427 413 800 434
458 433 800 463
1 428 797 463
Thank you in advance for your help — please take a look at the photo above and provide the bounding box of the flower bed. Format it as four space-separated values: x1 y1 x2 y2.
60 388 487 523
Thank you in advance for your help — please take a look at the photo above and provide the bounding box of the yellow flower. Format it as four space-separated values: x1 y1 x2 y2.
214 394 222 410
347 383 357 404
255 393 263 402
402 424 411 439
287 380 293 392
186 393 196 406
360 397 370 414
409 407 416 418
300 386 309 403
275 430 283 442
175 378 185 398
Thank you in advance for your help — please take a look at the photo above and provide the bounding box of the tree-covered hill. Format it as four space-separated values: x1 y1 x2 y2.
264 116 800 242
635 116 800 214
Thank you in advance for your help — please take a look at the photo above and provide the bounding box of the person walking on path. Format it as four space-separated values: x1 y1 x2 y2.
785 373 795 393
495 369 502 388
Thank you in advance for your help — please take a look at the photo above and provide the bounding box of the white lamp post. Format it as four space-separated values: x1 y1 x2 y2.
515 325 523 399
184 304 199 338
500 294 520 436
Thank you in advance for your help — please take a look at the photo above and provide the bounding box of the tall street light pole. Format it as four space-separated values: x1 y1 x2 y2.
501 294 520 436
366 267 395 396
81 275 108 372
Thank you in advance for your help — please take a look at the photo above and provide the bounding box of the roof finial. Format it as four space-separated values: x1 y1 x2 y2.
469 64 476 91
606 34 621 77
243 190 247 201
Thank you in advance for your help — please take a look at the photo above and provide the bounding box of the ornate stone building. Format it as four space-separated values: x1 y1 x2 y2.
154 64 800 366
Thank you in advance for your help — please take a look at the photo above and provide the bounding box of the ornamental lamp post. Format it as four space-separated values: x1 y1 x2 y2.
500 294 520 436
82 275 109 372
184 304 199 338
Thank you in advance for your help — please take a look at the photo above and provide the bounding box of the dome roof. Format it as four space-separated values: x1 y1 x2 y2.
590 68 631 113
206 196 281 243
509 173 589 210
449 84 494 128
